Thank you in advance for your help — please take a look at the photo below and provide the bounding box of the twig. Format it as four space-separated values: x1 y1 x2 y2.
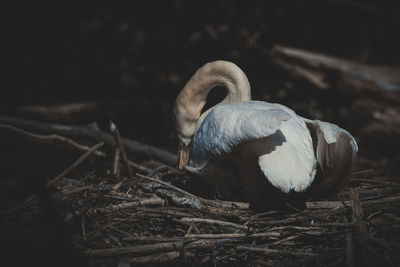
18 101 98 116
85 242 184 257
344 217 355 267
185 233 246 239
248 232 281 238
47 142 104 187
0 115 177 165
137 173 249 210
186 232 280 239
128 160 152 174
110 121 135 180
350 186 369 266
350 187 368 236
306 200 348 209
20 142 103 209
123 251 190 264
345 231 355 267
23 142 100 203
362 196 400 206
135 207 195 217
316 222 355 228
352 169 375 175
112 148 121 176
109 198 165 211
147 165 169 177
272 235 298 245
62 185 111 195
180 217 248 231
123 236 193 242
81 215 87 241
0 123 106 157
236 245 319 257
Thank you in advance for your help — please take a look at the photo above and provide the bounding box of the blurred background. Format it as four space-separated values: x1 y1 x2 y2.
2 0 400 179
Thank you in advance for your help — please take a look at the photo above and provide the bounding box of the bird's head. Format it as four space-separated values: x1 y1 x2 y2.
173 96 198 170
173 60 251 170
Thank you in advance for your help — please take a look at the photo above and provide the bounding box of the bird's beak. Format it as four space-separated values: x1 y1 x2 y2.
178 139 192 170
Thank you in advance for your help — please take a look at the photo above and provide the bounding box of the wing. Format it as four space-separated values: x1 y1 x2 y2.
191 101 291 169
257 116 317 193
303 118 358 197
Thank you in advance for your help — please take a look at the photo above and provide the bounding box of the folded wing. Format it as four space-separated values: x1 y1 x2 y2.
192 101 291 169
303 118 358 197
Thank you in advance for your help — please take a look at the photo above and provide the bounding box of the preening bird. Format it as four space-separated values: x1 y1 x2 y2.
174 60 357 209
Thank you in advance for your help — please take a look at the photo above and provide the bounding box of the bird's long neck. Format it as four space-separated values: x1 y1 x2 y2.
175 61 252 130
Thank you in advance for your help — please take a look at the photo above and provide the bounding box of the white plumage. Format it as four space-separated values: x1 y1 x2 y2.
174 60 357 209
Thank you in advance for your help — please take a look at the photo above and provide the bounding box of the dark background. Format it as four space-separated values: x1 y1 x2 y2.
1 1 400 187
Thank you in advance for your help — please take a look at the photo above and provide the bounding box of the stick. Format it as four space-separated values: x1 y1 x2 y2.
236 246 319 257
180 217 248 231
109 198 165 211
123 251 183 264
0 115 177 165
62 185 111 195
112 148 121 176
123 236 193 242
306 200 348 209
22 141 103 204
47 141 104 187
350 186 369 266
185 233 246 239
350 187 368 236
128 160 152 174
271 45 400 92
0 123 106 157
344 222 355 267
110 121 134 180
85 242 184 257
18 101 98 117
352 169 375 175
186 232 280 239
135 207 195 217
137 173 249 210
81 215 87 241
0 123 153 177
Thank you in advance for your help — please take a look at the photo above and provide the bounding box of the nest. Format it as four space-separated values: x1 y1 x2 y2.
3 143 400 266
0 118 399 266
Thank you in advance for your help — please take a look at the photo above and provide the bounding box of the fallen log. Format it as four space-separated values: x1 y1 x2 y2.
270 45 400 93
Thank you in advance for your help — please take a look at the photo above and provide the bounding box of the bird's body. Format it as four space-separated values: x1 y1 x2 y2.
174 61 357 209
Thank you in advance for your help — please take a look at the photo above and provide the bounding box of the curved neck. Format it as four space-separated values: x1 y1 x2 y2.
175 61 251 136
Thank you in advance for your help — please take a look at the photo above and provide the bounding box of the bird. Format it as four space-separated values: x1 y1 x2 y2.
173 60 358 210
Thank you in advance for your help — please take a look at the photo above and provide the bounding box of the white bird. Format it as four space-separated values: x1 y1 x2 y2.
174 60 358 209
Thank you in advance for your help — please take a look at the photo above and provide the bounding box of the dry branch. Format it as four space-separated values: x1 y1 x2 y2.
85 241 183 257
345 224 355 267
122 251 191 264
350 187 368 236
0 123 106 157
270 45 400 92
109 198 165 211
112 147 121 176
0 115 177 165
137 173 249 211
180 217 248 231
110 121 134 179
47 142 104 187
236 245 319 257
